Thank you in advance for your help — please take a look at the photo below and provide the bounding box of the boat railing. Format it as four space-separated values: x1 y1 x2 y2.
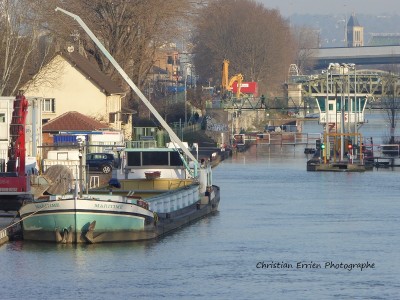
255 132 322 146
378 144 400 156
125 140 158 149
146 183 199 213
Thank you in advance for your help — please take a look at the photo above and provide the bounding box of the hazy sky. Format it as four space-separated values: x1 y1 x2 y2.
259 0 400 16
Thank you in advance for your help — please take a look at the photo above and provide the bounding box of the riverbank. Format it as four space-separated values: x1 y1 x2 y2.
0 214 15 246
183 130 231 166
0 229 8 245
182 130 218 147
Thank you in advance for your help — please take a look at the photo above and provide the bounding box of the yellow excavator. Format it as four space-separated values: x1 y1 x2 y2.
221 59 243 98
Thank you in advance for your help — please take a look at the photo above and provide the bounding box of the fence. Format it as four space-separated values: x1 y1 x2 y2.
378 144 400 156
0 228 8 245
171 123 201 141
251 132 322 146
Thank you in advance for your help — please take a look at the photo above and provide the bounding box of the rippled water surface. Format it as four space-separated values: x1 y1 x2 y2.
1 144 400 299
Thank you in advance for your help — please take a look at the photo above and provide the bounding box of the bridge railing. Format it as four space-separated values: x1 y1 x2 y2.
376 144 400 157
250 132 322 146
210 96 299 110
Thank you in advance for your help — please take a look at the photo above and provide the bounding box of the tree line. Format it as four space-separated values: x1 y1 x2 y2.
0 0 315 117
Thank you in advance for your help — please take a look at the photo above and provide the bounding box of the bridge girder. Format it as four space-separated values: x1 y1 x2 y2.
220 96 299 111
219 70 400 111
300 70 400 102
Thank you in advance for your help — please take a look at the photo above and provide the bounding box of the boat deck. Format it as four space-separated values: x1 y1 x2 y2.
117 178 193 191
90 178 195 198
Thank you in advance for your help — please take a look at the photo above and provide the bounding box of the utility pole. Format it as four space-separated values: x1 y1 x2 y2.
184 74 187 127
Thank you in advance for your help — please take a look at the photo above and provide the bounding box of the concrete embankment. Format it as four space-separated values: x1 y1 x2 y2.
0 213 19 246
192 147 231 167
0 217 10 246
0 229 8 245
183 129 231 166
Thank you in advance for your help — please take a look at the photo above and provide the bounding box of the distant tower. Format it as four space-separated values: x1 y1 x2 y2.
347 13 364 47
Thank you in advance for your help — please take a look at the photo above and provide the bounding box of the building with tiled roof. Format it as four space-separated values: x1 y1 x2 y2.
23 48 133 140
58 51 124 95
42 111 110 145
43 111 109 132
41 111 124 151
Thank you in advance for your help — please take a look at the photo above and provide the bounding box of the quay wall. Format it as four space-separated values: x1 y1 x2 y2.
0 228 8 246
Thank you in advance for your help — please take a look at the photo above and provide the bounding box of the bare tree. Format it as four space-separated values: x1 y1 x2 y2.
57 1 192 85
0 0 76 96
47 0 195 117
291 26 319 74
187 86 212 116
0 0 41 96
381 72 400 144
192 0 295 96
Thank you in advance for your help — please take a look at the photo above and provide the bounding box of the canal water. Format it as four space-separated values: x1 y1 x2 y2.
302 110 400 145
1 114 399 299
1 144 399 299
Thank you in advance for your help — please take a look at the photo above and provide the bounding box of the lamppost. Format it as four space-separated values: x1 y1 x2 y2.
339 63 356 160
76 135 86 198
324 63 338 162
324 67 329 162
153 59 161 100
184 73 187 127
182 63 195 127
347 64 357 134
340 64 346 161
328 62 353 161
148 81 151 119
345 63 356 136
354 65 358 135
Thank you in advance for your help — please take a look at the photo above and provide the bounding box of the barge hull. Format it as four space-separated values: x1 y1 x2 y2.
21 186 220 243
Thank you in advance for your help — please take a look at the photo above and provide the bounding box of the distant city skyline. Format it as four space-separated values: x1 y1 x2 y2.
259 0 400 17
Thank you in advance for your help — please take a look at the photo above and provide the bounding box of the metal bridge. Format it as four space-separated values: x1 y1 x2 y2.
215 58 400 114
298 69 400 106
211 97 297 112
215 68 400 112
217 46 400 111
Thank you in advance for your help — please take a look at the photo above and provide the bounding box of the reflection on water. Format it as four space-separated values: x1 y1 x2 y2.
303 111 400 145
1 144 400 299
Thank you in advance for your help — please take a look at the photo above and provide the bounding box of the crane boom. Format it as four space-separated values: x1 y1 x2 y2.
0 91 31 211
7 92 28 175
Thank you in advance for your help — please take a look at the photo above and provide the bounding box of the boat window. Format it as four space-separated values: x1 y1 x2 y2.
170 152 183 166
126 151 183 167
142 151 168 165
127 152 141 166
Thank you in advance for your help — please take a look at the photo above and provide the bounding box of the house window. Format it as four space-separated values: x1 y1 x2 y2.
109 112 116 123
0 113 5 122
43 98 56 113
121 113 129 125
167 56 173 64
